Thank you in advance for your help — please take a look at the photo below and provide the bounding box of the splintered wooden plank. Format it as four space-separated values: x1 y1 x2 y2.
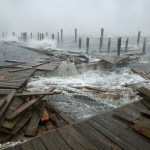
136 86 150 98
140 109 150 118
2 117 21 130
25 100 46 137
100 55 129 64
37 63 59 71
10 110 33 135
0 89 12 95
25 111 40 136
0 89 16 119
16 87 55 97
46 104 75 124
58 129 85 150
1 97 24 129
6 96 44 120
0 98 6 109
0 131 12 144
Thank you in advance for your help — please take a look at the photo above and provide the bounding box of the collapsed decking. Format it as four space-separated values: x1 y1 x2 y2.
3 93 150 150
0 40 149 149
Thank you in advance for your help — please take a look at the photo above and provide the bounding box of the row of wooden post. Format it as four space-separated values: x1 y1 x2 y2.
1 30 146 55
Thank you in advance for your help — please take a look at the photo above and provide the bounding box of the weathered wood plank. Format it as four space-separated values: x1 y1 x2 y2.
0 90 16 119
25 100 46 137
44 131 72 150
88 119 135 150
46 104 75 124
20 141 34 150
58 129 85 150
73 122 112 150
64 126 98 150
30 137 47 150
6 96 44 120
95 115 150 150
16 87 55 97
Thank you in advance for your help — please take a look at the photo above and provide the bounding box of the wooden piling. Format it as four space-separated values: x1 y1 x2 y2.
79 37 82 49
57 32 60 45
52 34 54 40
101 28 104 46
2 32 5 38
125 38 129 52
117 37 121 56
75 28 77 43
23 32 27 42
143 38 146 54
38 32 40 40
86 38 89 54
12 32 15 37
137 31 141 45
42 33 44 40
46 32 48 36
107 38 111 53
99 37 102 52
40 33 42 41
61 29 63 42
31 33 32 39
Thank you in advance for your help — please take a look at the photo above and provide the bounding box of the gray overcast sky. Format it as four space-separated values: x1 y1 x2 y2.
0 0 150 36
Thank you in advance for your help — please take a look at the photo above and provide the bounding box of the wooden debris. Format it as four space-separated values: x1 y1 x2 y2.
6 96 44 120
25 110 41 136
16 87 56 97
94 93 123 100
40 108 50 122
0 90 16 119
46 104 75 124
113 112 150 139
0 98 6 110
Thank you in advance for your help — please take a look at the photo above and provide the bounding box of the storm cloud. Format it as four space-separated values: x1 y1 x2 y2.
0 0 150 36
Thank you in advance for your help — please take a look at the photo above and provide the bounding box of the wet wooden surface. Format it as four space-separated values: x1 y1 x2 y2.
0 68 35 89
5 100 150 150
100 55 129 64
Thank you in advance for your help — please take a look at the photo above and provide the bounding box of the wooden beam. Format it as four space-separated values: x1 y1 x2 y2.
0 90 16 119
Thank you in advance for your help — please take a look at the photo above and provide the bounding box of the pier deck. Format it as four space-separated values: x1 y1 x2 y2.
5 99 150 150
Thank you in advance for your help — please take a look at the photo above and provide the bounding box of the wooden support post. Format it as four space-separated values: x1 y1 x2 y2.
79 37 82 49
40 33 42 41
143 38 146 54
99 37 102 52
38 32 40 40
107 38 111 53
117 37 121 56
42 33 44 40
31 33 32 39
2 32 5 38
125 38 129 52
52 34 54 40
12 32 15 37
137 31 141 45
61 29 63 43
46 32 48 36
23 32 27 42
57 32 60 45
75 28 77 43
86 38 89 54
101 28 104 47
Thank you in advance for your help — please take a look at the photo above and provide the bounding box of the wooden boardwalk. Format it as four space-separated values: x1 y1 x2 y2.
0 68 35 89
5 99 150 150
